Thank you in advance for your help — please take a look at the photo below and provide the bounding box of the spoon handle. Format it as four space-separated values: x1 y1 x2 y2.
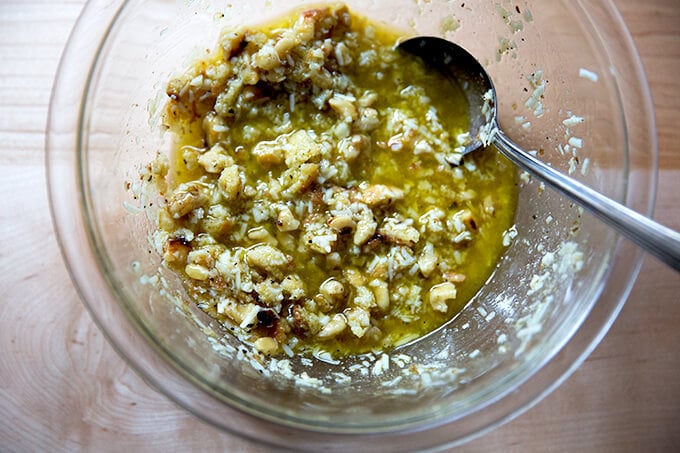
493 130 680 272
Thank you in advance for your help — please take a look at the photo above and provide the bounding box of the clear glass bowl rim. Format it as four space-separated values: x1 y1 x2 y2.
46 0 658 450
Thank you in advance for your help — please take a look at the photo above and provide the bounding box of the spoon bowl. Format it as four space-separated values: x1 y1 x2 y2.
398 36 680 271
398 36 497 156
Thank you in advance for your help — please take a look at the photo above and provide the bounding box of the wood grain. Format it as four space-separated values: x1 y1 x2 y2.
1 1 678 451
617 0 680 169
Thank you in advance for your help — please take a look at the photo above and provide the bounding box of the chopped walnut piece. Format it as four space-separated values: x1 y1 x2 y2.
418 243 438 277
252 139 284 166
285 130 321 167
353 208 377 246
281 163 319 198
360 184 405 207
443 271 466 283
220 29 245 58
317 313 348 339
343 268 366 287
185 263 210 281
246 245 291 275
320 278 345 301
247 227 278 246
282 274 306 300
254 44 281 70
369 279 389 311
167 182 209 219
337 134 370 161
254 336 279 355
164 236 191 265
353 286 376 310
379 217 420 246
202 204 234 237
344 307 370 338
198 144 233 173
483 194 496 217
276 206 300 232
329 94 358 121
218 165 242 201
327 215 355 233
429 282 457 313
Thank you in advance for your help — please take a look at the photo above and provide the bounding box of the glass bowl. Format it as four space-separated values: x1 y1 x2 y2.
47 0 656 451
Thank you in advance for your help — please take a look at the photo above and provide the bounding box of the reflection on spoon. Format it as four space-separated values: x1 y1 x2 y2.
398 36 680 272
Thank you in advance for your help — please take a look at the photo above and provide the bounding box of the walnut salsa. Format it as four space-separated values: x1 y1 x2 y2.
151 4 517 358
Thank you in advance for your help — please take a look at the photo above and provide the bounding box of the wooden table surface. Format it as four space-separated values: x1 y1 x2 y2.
1 1 678 451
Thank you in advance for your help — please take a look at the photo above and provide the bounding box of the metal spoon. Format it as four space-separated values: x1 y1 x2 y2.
398 36 680 272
